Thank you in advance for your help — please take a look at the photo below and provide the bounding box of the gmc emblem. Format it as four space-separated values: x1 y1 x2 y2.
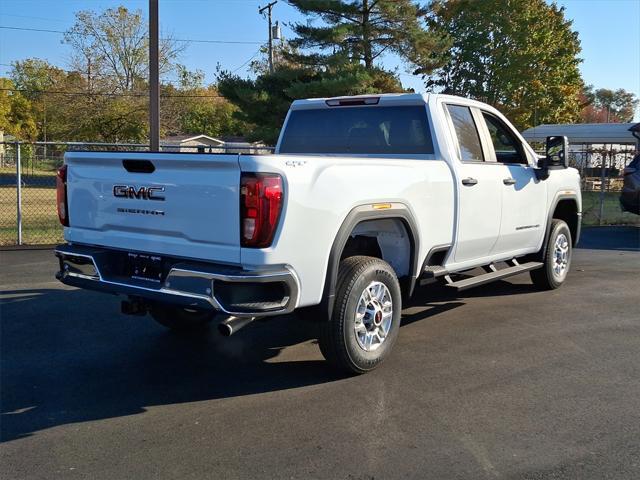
113 185 165 201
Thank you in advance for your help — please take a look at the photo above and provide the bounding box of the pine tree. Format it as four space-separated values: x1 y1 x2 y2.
219 1 449 145
287 0 446 73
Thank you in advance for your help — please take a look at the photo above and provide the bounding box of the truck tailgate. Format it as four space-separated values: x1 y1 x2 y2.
64 152 241 264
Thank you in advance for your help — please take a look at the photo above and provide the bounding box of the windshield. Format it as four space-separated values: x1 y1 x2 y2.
279 105 434 155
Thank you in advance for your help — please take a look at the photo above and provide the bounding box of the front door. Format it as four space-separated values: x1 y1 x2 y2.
445 104 503 264
478 111 547 254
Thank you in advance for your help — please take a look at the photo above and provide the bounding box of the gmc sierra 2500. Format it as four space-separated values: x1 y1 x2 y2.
55 93 581 373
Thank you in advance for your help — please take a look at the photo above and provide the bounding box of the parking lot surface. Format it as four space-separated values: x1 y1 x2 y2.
1 227 639 479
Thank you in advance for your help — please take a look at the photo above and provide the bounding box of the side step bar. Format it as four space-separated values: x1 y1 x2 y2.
422 265 448 279
419 265 448 285
445 262 543 292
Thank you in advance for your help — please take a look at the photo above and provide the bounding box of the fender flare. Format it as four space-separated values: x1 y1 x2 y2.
541 194 582 253
320 203 420 318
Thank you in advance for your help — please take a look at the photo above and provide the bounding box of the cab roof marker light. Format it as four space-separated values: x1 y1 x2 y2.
325 97 380 107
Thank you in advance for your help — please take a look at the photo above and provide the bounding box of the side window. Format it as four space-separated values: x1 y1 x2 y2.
446 105 484 162
482 112 526 164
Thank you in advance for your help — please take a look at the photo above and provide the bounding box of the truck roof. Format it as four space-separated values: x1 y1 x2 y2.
289 93 494 111
290 93 429 110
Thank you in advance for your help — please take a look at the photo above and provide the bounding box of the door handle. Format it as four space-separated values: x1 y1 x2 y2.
503 178 516 185
461 177 478 186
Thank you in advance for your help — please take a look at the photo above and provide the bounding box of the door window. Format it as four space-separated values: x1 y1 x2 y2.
446 105 484 162
482 112 526 164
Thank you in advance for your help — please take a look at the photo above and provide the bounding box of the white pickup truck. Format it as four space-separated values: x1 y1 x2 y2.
55 93 581 373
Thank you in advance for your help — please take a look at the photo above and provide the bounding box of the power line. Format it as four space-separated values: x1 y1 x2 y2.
1 44 262 83
0 63 197 86
0 62 133 79
177 37 262 46
1 57 258 82
231 50 262 73
0 25 264 45
0 25 63 34
0 87 225 98
0 13 68 23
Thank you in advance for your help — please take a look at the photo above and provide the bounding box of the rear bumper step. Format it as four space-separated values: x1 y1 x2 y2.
55 244 299 317
445 261 543 291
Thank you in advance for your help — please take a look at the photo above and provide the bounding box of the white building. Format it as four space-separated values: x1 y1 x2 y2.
160 134 270 154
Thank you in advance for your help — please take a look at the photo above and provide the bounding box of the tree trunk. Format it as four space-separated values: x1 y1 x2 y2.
362 0 373 69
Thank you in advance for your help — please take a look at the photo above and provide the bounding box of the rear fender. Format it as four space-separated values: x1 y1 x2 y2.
320 203 419 319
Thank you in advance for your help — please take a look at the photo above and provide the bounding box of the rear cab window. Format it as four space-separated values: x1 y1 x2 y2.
279 105 434 155
445 105 485 162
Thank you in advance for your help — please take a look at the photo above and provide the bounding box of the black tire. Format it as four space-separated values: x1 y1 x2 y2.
530 219 572 290
149 303 214 332
319 256 402 374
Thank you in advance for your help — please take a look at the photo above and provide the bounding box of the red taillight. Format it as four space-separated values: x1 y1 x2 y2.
240 173 283 248
56 164 69 226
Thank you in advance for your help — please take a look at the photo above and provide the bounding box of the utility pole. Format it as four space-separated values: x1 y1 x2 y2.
259 1 278 73
149 0 160 151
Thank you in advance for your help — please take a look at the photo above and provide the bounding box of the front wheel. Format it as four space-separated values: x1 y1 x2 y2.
530 219 572 290
319 256 402 374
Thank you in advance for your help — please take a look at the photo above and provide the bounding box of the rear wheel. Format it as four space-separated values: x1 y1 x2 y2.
319 256 401 374
149 303 214 332
530 219 572 290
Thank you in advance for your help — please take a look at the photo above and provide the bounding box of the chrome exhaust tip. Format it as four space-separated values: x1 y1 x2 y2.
217 315 256 337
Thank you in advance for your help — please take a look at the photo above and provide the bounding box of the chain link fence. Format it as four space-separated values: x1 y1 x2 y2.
1 142 63 246
0 140 638 247
568 144 639 226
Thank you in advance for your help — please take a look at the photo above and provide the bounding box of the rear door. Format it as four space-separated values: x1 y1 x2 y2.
65 152 242 264
476 111 546 254
445 104 503 263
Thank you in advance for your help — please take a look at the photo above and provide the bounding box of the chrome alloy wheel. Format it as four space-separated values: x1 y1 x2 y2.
354 281 393 352
552 233 570 278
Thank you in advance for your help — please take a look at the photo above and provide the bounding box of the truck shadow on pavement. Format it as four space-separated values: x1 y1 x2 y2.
1 277 536 443
0 288 331 442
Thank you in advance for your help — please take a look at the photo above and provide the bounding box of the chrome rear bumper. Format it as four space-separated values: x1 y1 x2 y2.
55 244 298 317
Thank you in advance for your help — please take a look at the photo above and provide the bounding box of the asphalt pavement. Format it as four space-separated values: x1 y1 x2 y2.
1 227 639 479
